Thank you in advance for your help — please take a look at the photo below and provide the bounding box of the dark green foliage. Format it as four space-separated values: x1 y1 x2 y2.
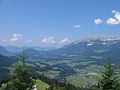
115 65 120 90
99 59 116 90
5 53 35 90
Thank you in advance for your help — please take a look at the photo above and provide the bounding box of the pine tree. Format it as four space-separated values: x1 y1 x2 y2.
115 65 120 90
5 51 35 90
99 58 116 90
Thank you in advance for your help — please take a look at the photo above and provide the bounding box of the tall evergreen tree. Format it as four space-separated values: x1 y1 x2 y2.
99 58 116 90
115 65 120 90
5 50 35 90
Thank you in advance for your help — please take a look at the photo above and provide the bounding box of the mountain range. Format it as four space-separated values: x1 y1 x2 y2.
1 35 120 62
18 35 120 63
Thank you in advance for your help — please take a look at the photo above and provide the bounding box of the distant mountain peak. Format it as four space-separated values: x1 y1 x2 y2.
62 35 120 48
73 35 120 44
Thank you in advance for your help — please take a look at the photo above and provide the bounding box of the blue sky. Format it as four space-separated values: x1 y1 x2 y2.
0 0 120 47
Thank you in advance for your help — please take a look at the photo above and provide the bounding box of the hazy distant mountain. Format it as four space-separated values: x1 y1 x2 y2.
5 46 44 52
4 46 57 53
4 46 23 52
0 45 12 56
41 46 58 51
23 49 54 61
27 46 44 51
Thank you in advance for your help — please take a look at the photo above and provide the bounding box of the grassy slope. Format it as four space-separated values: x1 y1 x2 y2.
36 79 50 90
0 79 50 90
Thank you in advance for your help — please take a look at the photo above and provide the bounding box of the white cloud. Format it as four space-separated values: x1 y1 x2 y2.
106 18 118 25
73 24 81 29
59 38 69 44
94 18 103 25
112 10 117 13
41 37 56 44
106 10 120 25
10 33 22 42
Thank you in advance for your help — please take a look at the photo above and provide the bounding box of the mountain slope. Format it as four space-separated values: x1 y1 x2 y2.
0 46 12 56
0 54 18 67
4 46 23 53
0 54 18 82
